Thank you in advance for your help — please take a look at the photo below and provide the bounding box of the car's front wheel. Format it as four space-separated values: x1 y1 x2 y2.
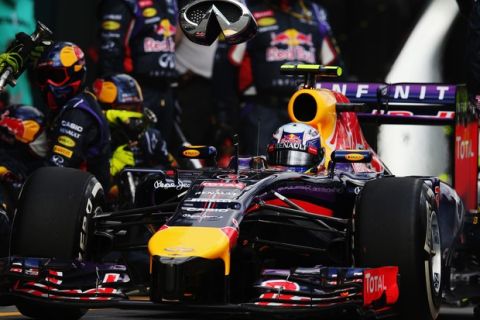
356 177 442 320
11 167 104 320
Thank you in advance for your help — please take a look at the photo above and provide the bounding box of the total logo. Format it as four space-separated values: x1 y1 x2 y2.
455 136 475 160
364 272 385 295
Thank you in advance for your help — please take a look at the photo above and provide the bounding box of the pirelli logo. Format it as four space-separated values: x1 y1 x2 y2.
53 145 73 158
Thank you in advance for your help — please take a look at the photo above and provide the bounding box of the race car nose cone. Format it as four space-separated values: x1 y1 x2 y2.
179 0 257 46
148 226 231 274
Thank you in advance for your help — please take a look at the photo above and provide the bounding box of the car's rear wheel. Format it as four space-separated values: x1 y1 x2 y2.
11 167 104 320
356 177 442 320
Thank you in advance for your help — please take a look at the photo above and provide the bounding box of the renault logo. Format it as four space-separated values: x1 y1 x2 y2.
179 0 257 46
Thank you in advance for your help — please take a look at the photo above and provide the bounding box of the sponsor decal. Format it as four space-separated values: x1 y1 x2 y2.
102 20 120 31
182 207 229 213
145 17 161 24
156 19 176 37
101 32 121 39
102 14 121 20
455 135 475 160
363 267 399 306
317 83 455 103
345 153 364 161
267 29 316 63
139 0 153 7
61 120 83 132
253 10 274 19
195 190 239 196
270 29 313 47
201 181 246 189
154 179 190 190
164 247 194 253
102 273 120 284
143 7 157 18
276 142 307 151
58 135 76 147
258 280 308 306
59 127 80 139
257 17 276 27
181 213 223 221
158 53 175 68
267 46 316 63
52 155 64 166
183 149 200 157
281 133 303 144
216 174 248 180
186 198 234 203
258 25 279 33
53 145 73 158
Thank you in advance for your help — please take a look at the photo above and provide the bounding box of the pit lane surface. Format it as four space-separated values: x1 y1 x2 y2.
0 306 475 319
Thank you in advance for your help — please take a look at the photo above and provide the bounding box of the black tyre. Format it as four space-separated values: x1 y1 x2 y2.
12 167 104 260
356 177 442 320
11 167 104 320
15 301 86 320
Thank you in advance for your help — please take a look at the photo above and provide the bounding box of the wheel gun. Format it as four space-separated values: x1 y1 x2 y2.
0 21 52 91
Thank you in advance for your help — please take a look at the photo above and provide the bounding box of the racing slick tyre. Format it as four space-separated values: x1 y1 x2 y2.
356 177 442 320
11 167 104 320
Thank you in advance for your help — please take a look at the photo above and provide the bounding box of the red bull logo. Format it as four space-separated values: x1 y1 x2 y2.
280 133 302 144
270 29 313 47
156 19 176 38
267 29 316 63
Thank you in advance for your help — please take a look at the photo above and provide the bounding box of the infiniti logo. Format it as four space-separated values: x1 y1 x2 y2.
179 0 257 46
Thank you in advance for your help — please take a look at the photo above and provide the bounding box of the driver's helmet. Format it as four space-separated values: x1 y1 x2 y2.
266 122 323 172
35 42 86 111
93 73 143 112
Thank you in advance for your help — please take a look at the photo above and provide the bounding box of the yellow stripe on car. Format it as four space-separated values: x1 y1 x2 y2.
148 227 231 275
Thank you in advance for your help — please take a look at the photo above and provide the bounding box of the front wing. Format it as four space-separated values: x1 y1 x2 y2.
0 256 399 318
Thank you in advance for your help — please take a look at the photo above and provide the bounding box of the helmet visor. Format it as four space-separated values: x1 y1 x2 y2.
36 66 70 86
269 148 317 167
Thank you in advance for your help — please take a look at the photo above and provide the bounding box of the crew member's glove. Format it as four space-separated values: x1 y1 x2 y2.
110 144 135 176
105 109 145 139
0 51 22 77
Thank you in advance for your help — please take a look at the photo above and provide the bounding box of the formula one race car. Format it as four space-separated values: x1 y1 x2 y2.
1 64 479 320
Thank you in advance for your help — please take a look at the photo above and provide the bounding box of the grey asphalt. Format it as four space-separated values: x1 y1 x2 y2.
0 305 476 319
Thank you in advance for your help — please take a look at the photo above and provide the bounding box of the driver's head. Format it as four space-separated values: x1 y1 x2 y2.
35 41 86 112
93 73 143 112
266 122 323 172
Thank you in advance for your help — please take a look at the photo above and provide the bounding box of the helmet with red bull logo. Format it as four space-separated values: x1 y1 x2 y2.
93 73 143 112
35 42 86 111
266 122 323 173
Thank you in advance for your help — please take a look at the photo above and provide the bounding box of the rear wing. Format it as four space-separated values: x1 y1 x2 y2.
317 82 459 125
318 81 478 211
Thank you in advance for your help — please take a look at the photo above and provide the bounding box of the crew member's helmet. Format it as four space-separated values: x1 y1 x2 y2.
35 42 86 111
93 73 143 112
266 122 323 172
0 104 46 149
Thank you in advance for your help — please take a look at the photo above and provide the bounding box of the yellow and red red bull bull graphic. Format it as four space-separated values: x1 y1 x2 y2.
280 132 303 144
144 19 176 53
267 29 316 63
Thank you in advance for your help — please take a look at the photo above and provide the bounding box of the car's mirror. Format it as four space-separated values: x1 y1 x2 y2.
329 150 373 176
